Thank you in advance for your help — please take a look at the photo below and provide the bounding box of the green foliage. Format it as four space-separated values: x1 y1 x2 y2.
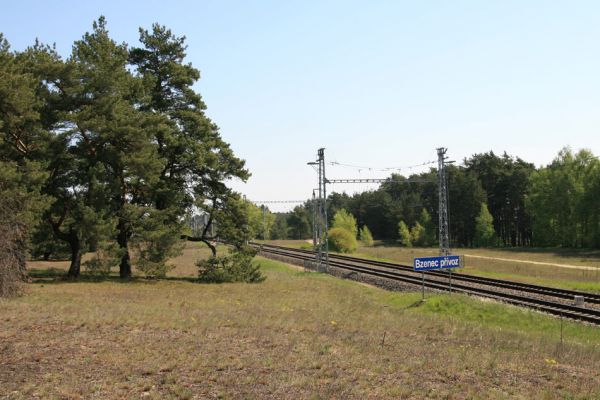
358 225 374 246
287 206 311 239
209 195 255 249
84 241 123 277
398 221 412 247
473 203 497 247
417 209 436 246
69 17 165 278
410 210 435 246
466 152 535 246
130 22 249 258
332 209 358 238
30 224 71 261
528 148 600 248
131 209 184 278
0 160 49 286
328 227 358 253
0 36 52 165
197 248 265 283
270 214 289 240
446 166 487 247
0 19 252 281
0 161 49 232
410 222 426 246
243 202 276 240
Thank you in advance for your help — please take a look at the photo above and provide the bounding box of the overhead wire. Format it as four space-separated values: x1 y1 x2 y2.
328 159 437 173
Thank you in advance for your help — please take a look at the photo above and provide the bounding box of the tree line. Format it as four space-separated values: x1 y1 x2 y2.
0 17 255 283
265 149 600 249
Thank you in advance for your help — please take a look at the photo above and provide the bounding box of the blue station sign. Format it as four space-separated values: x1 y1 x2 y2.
413 255 461 271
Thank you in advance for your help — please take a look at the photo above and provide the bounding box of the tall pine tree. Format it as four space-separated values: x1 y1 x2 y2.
129 24 250 256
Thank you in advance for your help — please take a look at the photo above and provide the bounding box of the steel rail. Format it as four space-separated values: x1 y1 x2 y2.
254 244 600 325
255 243 600 304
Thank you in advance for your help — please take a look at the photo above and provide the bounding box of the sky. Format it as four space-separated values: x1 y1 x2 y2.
2 1 599 211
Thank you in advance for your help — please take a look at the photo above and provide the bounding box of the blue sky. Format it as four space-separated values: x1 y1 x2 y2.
2 1 599 211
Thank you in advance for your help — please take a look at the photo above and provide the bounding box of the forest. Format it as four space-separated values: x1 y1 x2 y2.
270 148 600 249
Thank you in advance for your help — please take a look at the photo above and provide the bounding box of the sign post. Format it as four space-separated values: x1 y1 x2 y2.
414 255 462 298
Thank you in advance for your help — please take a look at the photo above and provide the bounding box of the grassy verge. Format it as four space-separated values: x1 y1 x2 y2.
3 255 600 398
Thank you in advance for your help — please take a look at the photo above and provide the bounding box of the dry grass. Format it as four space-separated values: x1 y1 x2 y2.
3 244 600 399
26 242 225 279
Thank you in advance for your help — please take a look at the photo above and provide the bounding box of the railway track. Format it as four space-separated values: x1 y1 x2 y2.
253 243 600 325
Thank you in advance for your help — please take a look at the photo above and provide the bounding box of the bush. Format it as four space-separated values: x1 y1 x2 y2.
131 211 185 278
410 222 425 246
197 248 265 283
398 220 412 247
332 209 358 237
84 241 123 278
328 227 357 253
359 225 374 247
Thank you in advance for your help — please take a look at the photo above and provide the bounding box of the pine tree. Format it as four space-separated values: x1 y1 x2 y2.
68 17 163 278
129 23 249 256
0 36 55 278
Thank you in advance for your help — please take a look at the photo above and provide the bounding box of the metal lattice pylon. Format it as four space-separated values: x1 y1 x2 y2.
317 148 329 269
437 147 450 256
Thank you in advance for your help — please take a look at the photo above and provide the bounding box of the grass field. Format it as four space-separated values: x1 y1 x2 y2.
262 240 600 293
2 243 600 399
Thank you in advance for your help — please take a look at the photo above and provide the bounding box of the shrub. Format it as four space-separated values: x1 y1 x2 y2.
84 241 123 278
197 248 265 283
359 225 374 247
328 227 358 253
131 211 185 278
398 220 412 247
332 209 358 238
410 222 425 246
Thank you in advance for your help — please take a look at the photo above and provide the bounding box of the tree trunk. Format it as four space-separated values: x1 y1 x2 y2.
180 234 217 257
203 240 217 257
15 241 28 282
119 250 131 278
67 235 82 278
117 218 131 278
